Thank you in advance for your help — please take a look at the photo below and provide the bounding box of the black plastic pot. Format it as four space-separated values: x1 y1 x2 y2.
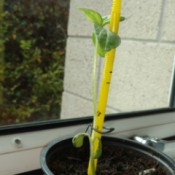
40 136 175 175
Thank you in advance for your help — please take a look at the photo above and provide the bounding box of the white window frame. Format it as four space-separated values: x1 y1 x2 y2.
0 108 175 175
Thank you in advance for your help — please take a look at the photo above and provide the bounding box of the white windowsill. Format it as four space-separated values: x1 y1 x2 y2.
0 111 175 174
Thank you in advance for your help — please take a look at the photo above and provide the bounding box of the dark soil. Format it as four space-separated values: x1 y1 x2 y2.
48 142 169 175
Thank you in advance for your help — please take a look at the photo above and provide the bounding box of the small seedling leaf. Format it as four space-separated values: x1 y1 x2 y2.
97 45 106 57
120 16 125 22
95 25 121 52
72 133 86 148
92 32 106 57
102 29 121 51
102 15 110 26
80 8 103 26
102 15 125 26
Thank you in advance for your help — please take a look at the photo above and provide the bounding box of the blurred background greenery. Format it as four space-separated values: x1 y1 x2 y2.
0 0 70 125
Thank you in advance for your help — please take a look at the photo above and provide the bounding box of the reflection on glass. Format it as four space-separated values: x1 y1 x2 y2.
0 0 70 125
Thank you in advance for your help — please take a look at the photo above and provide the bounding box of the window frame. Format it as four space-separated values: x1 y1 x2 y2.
0 107 175 174
0 107 174 136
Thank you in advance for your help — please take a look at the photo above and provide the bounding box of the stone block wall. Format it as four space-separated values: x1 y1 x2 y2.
61 0 175 119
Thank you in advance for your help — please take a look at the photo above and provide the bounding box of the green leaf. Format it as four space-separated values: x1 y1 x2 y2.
79 8 103 26
20 40 32 50
102 15 125 26
95 25 121 52
102 15 110 26
97 45 106 57
120 16 125 22
72 133 86 148
92 32 105 57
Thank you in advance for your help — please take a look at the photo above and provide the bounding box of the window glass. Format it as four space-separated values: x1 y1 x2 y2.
0 0 175 126
0 0 69 125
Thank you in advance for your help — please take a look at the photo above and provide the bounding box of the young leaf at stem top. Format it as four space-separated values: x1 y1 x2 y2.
102 15 110 26
95 25 121 52
79 8 103 26
102 15 126 26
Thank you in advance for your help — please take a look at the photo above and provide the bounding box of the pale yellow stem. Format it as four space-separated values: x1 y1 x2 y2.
88 0 122 174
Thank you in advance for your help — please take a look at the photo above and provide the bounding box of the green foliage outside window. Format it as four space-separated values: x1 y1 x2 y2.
0 0 70 125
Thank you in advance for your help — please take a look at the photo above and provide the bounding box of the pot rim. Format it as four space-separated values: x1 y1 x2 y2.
40 136 175 175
